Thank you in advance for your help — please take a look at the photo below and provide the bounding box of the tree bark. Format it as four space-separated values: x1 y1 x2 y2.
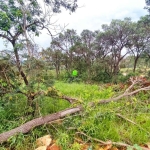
0 107 82 143
12 41 28 85
133 56 139 72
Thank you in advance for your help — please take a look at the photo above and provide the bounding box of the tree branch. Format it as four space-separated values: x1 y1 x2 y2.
75 131 149 150
0 33 12 43
0 107 82 143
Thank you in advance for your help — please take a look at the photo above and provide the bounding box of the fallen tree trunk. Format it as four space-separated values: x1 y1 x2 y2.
0 107 82 143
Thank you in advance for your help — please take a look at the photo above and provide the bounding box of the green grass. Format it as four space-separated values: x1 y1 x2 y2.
55 81 114 101
0 81 150 150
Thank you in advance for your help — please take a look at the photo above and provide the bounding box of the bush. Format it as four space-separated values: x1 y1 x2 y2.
117 72 138 83
92 71 112 83
147 70 150 79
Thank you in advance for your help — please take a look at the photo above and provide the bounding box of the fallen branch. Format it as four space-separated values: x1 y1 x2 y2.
75 131 150 150
61 95 79 103
89 86 150 106
0 107 82 143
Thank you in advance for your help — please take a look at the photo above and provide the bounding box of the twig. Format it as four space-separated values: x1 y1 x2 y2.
75 131 150 150
76 131 114 145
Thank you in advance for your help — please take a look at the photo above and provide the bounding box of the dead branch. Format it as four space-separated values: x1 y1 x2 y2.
0 107 82 143
75 131 150 150
89 83 150 107
63 77 150 105
61 95 79 103
125 77 140 93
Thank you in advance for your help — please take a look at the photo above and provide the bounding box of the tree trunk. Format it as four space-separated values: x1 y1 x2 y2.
113 63 120 84
12 41 28 85
55 65 60 79
133 56 139 72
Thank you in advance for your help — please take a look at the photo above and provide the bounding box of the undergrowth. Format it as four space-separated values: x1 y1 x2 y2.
0 81 150 149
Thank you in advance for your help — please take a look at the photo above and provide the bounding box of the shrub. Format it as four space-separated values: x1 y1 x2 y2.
92 71 112 83
118 72 138 83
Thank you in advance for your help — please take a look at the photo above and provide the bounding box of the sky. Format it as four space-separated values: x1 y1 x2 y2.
0 0 148 50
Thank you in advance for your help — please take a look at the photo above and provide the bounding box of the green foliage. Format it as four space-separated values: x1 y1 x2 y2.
147 70 150 78
71 142 81 150
56 132 71 149
117 72 138 82
0 11 11 31
92 71 112 83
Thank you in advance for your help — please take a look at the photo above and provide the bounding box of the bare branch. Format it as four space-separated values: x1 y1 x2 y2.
75 131 149 150
0 33 12 43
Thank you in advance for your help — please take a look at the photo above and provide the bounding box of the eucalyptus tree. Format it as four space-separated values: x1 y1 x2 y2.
127 16 150 72
94 31 113 76
0 0 78 111
80 30 96 64
67 30 96 79
101 18 133 81
41 47 63 78
94 31 111 59
145 0 150 14
51 29 80 71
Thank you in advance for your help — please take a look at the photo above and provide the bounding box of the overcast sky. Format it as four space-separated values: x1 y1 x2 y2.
0 0 148 50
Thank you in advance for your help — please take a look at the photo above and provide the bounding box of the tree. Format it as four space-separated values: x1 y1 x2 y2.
70 30 96 78
41 48 63 78
0 0 78 113
101 18 133 82
128 16 150 72
80 30 95 74
51 29 80 72
94 31 113 79
145 0 150 14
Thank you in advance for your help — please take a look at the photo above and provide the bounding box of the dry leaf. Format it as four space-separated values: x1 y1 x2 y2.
98 148 104 150
146 142 150 148
36 135 52 147
81 143 90 150
47 143 61 150
94 144 103 150
110 147 118 150
104 144 112 150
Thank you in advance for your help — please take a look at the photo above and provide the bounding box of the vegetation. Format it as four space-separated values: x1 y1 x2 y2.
42 16 150 83
0 0 150 150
